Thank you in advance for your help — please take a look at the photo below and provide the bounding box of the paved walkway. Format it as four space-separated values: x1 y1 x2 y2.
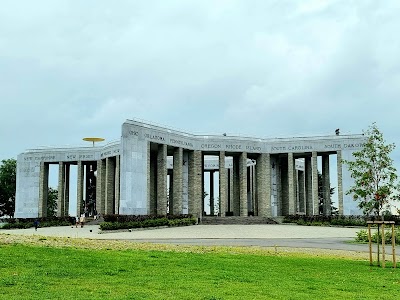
0 224 377 252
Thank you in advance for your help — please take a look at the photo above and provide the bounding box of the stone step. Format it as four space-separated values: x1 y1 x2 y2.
200 216 278 225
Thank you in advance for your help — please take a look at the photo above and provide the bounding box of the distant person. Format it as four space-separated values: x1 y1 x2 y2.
75 216 79 228
80 214 86 228
34 219 39 231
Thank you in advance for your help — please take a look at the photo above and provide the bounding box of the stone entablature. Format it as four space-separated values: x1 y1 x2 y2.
19 141 120 163
123 119 364 154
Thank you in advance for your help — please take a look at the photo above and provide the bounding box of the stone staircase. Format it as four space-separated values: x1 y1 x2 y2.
200 216 278 225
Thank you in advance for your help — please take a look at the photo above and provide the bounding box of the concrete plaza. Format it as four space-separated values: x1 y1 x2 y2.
0 224 375 253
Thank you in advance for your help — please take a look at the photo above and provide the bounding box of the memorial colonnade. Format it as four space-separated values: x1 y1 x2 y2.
145 141 344 218
34 145 342 219
37 156 121 218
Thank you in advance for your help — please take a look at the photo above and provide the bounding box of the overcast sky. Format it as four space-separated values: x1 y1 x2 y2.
1 0 400 167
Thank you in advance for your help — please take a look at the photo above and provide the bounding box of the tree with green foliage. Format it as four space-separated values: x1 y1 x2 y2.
0 159 17 217
318 172 337 215
343 123 400 217
47 187 58 217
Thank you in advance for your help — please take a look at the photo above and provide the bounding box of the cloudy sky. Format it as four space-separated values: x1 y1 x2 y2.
1 0 400 166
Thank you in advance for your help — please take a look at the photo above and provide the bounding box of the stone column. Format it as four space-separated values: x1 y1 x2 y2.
265 155 271 217
182 151 189 214
298 170 305 213
247 166 252 213
64 164 70 216
274 157 281 216
322 154 331 216
252 165 257 215
188 150 202 219
256 153 271 217
280 157 288 215
209 171 215 215
337 150 344 215
288 153 296 215
229 168 233 213
96 159 106 215
201 154 205 216
312 151 319 215
239 152 248 217
173 147 183 215
195 151 203 219
114 155 120 214
168 171 173 214
105 157 116 215
219 151 227 217
95 160 101 215
157 144 168 215
149 143 157 214
76 161 84 217
305 157 313 215
57 162 65 217
233 156 240 215
39 162 49 217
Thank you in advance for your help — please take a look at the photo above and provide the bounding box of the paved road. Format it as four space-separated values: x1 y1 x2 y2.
0 224 383 253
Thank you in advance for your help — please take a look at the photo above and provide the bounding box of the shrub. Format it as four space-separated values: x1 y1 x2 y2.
355 227 400 244
283 215 368 227
0 217 75 229
100 215 197 231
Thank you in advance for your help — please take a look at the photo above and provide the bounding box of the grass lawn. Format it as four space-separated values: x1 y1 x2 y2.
0 235 399 300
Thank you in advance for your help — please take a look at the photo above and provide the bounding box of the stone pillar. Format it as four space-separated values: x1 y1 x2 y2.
229 168 233 213
105 157 116 215
96 159 106 215
39 162 49 217
252 165 257 215
312 151 319 215
274 157 281 216
182 151 189 214
173 147 183 215
247 166 252 213
57 162 65 217
322 154 331 216
337 150 344 215
157 144 168 215
280 157 288 215
233 156 240 216
256 153 271 217
201 154 205 216
64 164 70 216
114 155 120 214
239 152 248 217
298 170 305 213
188 150 202 219
168 171 173 213
219 151 227 217
95 160 101 215
149 143 157 214
77 161 84 217
305 156 313 215
288 153 296 215
210 171 215 215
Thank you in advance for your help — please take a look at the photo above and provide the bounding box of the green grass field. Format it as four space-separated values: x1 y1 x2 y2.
0 235 399 300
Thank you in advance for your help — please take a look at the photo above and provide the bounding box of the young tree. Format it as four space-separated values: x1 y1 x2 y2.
47 187 58 217
343 123 400 217
0 159 17 217
318 172 337 215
